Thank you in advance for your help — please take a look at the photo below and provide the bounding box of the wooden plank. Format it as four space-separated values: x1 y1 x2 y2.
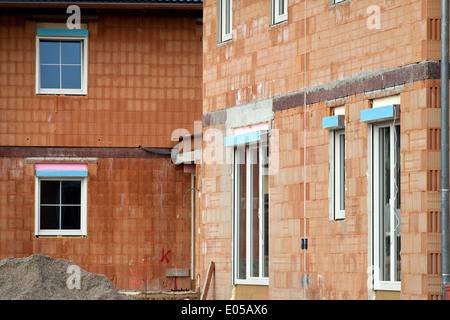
200 261 215 300
166 268 190 277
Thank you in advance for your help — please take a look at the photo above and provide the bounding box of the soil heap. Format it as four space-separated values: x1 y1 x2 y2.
0 254 129 300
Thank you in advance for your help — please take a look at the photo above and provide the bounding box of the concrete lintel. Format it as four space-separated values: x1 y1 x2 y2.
224 99 274 136
204 99 274 131
272 60 440 112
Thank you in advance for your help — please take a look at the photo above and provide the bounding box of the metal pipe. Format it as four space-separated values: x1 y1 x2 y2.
138 145 172 155
441 0 450 300
183 186 201 286
0 2 203 10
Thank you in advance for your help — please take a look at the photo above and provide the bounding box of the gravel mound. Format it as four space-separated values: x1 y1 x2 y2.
0 254 129 300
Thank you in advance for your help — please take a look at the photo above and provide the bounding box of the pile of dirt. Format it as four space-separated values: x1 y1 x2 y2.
0 254 129 300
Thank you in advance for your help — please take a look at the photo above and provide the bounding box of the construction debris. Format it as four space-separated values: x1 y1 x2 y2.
120 290 200 300
0 254 129 300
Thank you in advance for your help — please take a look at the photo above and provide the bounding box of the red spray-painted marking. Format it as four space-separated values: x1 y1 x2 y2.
161 248 171 263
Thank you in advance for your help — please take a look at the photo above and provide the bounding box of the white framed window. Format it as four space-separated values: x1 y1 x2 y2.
36 30 88 95
271 0 288 25
330 130 345 220
218 0 232 43
372 122 401 291
35 178 87 236
233 138 269 285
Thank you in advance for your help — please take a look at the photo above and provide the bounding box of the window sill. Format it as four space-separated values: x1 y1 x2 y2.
36 91 87 96
374 281 401 291
234 279 269 286
217 39 232 48
330 0 350 9
270 19 288 29
35 235 87 238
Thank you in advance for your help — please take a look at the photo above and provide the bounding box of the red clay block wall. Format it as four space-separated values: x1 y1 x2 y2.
0 156 193 291
202 0 427 114
0 13 202 148
198 0 443 300
196 83 441 300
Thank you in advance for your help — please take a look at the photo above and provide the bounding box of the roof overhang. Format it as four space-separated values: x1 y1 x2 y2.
0 1 202 10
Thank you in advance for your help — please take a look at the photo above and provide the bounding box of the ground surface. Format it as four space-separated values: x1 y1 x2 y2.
0 254 129 300
121 290 200 300
0 253 199 300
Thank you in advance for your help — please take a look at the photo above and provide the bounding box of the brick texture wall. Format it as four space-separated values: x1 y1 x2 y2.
0 156 192 291
198 83 443 300
203 0 427 114
196 123 234 299
0 13 202 148
199 0 444 300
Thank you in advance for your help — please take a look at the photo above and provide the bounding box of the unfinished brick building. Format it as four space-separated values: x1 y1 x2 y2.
199 0 446 299
0 0 202 291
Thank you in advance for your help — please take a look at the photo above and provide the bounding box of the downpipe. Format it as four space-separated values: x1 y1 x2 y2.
441 0 450 300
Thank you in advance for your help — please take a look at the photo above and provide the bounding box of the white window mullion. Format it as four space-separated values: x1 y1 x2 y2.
273 0 288 25
258 145 264 278
245 148 252 281
389 129 395 283
331 130 345 220
81 178 87 235
234 148 244 282
373 124 381 288
219 0 232 43
232 155 237 283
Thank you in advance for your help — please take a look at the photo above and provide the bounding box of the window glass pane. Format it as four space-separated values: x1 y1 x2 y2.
61 181 81 204
263 145 269 278
339 134 345 210
61 206 81 229
379 127 391 281
235 143 270 281
40 65 61 89
40 41 60 64
225 0 231 34
237 147 247 280
61 65 81 89
61 41 81 64
40 206 60 229
395 125 401 281
40 180 60 204
251 146 260 277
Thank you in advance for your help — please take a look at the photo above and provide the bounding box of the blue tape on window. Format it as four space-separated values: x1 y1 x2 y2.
37 29 88 36
224 130 261 147
360 105 397 123
322 115 345 130
36 170 88 177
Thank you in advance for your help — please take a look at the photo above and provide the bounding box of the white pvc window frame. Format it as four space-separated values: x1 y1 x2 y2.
271 0 288 25
330 130 345 220
372 122 401 291
35 177 87 237
36 35 88 95
218 0 232 43
232 140 269 285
